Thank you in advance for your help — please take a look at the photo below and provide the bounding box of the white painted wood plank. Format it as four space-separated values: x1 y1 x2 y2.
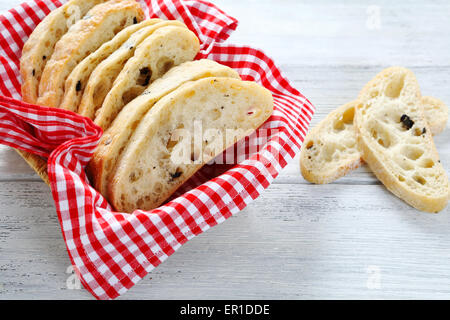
214 0 450 66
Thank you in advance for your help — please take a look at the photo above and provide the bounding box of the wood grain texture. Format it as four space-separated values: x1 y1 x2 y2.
0 0 449 299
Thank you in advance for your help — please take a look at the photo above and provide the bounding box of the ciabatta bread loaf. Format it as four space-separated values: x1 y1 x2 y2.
108 77 273 212
37 0 144 108
89 59 240 196
300 96 448 184
59 19 162 112
20 0 105 104
355 67 449 212
77 20 186 119
94 25 200 129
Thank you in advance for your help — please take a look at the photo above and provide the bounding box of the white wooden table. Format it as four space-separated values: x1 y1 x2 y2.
0 0 449 299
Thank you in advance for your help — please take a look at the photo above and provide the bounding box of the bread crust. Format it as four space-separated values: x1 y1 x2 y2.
59 19 162 112
355 67 449 212
108 77 273 212
37 0 144 108
88 59 240 197
20 0 105 104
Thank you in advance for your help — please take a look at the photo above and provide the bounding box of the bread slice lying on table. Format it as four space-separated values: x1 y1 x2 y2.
300 101 362 184
89 59 240 196
355 67 449 212
59 19 163 112
20 0 105 104
108 77 273 212
37 0 145 108
94 25 200 129
300 95 448 184
78 20 187 119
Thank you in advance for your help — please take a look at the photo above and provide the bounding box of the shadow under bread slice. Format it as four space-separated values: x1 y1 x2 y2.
88 59 240 197
108 77 274 212
60 19 163 112
94 25 200 130
78 20 187 119
355 67 449 213
20 0 105 104
300 95 448 184
37 0 145 108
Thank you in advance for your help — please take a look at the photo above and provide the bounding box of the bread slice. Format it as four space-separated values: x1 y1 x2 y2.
59 19 162 112
300 96 448 184
94 25 200 129
20 0 105 104
37 0 145 108
77 20 186 119
300 101 362 184
355 66 449 212
108 77 273 212
89 59 240 197
421 96 448 135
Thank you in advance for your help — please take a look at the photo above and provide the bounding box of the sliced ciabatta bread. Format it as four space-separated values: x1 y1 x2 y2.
355 67 449 213
78 20 186 119
300 95 448 184
89 59 240 197
108 77 273 212
37 0 145 108
59 19 162 112
20 0 105 104
94 25 200 129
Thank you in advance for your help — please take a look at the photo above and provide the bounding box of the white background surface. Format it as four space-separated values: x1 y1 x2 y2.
0 0 449 299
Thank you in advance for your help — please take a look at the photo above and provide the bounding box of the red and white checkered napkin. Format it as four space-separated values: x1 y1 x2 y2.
0 0 314 299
